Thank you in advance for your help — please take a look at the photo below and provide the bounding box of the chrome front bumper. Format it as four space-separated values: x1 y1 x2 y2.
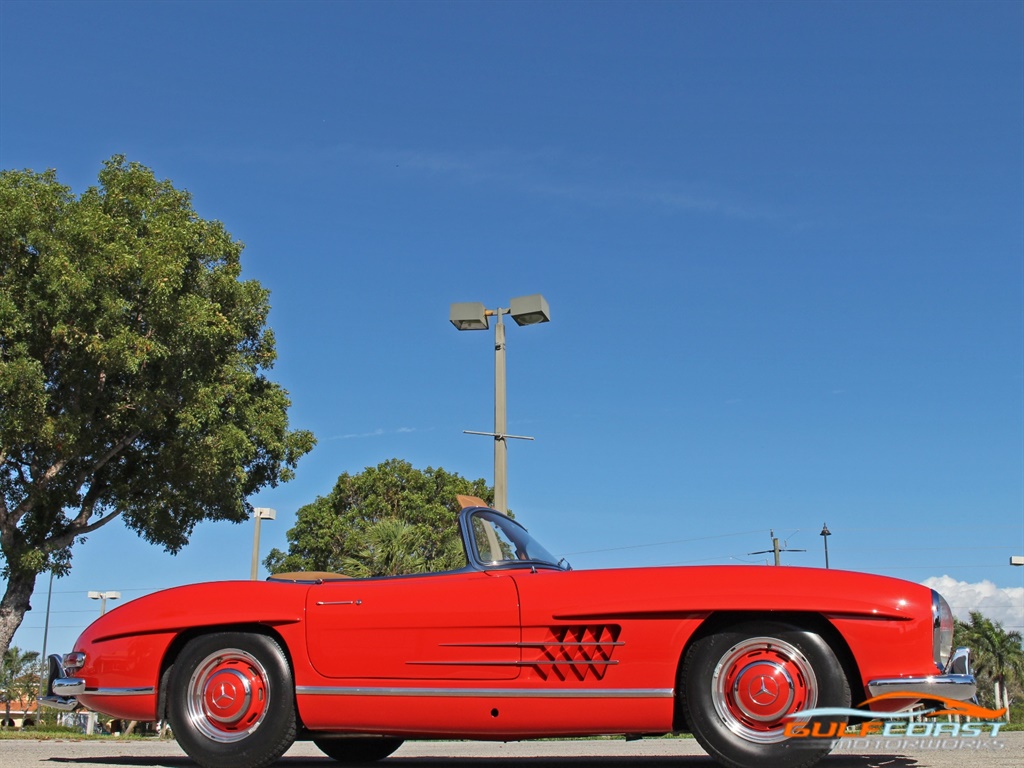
38 653 82 711
866 646 977 700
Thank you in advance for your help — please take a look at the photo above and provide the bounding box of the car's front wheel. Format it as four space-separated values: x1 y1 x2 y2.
168 632 297 768
681 621 850 768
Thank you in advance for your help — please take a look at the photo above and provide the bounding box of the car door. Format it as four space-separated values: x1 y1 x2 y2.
305 570 521 680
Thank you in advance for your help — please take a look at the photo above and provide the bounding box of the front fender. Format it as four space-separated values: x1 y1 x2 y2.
61 580 308 721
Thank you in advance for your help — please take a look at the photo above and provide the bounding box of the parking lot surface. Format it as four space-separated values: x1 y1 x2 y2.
1 734 1021 768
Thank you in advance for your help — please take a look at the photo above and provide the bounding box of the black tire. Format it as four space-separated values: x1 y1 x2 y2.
167 632 297 768
681 621 850 768
314 737 405 762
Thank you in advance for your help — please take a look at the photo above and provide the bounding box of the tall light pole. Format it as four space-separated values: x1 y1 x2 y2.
450 294 551 513
87 590 120 616
38 572 55 706
251 507 276 580
820 523 832 569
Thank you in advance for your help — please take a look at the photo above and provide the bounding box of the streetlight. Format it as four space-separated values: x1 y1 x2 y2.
1011 556 1024 566
87 590 120 616
449 294 551 513
38 572 55 706
251 507 276 580
820 523 832 569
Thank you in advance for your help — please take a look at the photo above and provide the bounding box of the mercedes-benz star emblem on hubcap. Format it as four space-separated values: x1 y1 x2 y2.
749 675 780 705
212 683 236 707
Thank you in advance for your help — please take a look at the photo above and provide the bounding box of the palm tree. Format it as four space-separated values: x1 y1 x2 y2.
955 611 1024 718
0 646 40 728
343 518 429 577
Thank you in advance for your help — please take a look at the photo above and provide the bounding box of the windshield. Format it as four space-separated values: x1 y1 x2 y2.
467 509 565 570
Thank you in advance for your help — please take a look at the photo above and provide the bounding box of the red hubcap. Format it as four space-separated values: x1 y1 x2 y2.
727 657 803 726
713 637 817 743
203 660 266 731
188 651 271 741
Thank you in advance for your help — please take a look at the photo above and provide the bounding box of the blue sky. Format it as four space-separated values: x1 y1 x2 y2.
2 0 1022 657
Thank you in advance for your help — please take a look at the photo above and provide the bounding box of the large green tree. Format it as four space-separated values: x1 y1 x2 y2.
0 157 315 654
265 459 491 577
954 611 1024 716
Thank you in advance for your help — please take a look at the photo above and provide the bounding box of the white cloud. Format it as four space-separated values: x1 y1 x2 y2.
921 575 1024 632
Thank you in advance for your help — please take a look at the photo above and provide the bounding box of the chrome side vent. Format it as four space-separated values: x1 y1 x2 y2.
529 625 623 681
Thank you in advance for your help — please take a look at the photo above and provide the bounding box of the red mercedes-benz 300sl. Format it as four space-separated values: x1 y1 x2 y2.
42 498 975 768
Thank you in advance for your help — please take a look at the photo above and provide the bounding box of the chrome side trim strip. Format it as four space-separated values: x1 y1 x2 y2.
51 678 154 698
296 686 672 699
46 682 154 702
408 660 618 667
439 642 625 648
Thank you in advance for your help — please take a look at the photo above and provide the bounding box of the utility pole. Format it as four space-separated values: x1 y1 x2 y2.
38 572 54 709
749 530 806 565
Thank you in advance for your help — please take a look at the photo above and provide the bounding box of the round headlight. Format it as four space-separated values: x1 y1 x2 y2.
932 590 954 671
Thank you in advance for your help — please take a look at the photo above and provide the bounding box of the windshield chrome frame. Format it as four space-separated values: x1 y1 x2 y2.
458 506 566 572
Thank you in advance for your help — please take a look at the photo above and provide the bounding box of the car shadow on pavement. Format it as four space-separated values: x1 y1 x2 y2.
47 756 920 768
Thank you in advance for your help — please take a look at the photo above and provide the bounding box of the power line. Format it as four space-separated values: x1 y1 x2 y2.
564 528 771 556
748 530 806 566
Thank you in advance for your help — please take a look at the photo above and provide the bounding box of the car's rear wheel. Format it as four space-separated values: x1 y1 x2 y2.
314 736 405 762
681 620 850 768
168 632 296 768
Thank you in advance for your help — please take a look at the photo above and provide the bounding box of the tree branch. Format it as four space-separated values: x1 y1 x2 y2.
11 457 68 521
74 507 124 537
44 508 124 554
72 477 105 528
75 429 143 493
7 428 140 533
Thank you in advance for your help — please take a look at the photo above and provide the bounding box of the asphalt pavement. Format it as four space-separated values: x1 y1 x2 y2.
1 734 1021 768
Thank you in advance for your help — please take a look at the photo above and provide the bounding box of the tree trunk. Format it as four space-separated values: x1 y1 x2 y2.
0 569 37 657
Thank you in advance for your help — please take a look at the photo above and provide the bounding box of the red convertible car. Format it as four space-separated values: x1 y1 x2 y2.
42 498 975 768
